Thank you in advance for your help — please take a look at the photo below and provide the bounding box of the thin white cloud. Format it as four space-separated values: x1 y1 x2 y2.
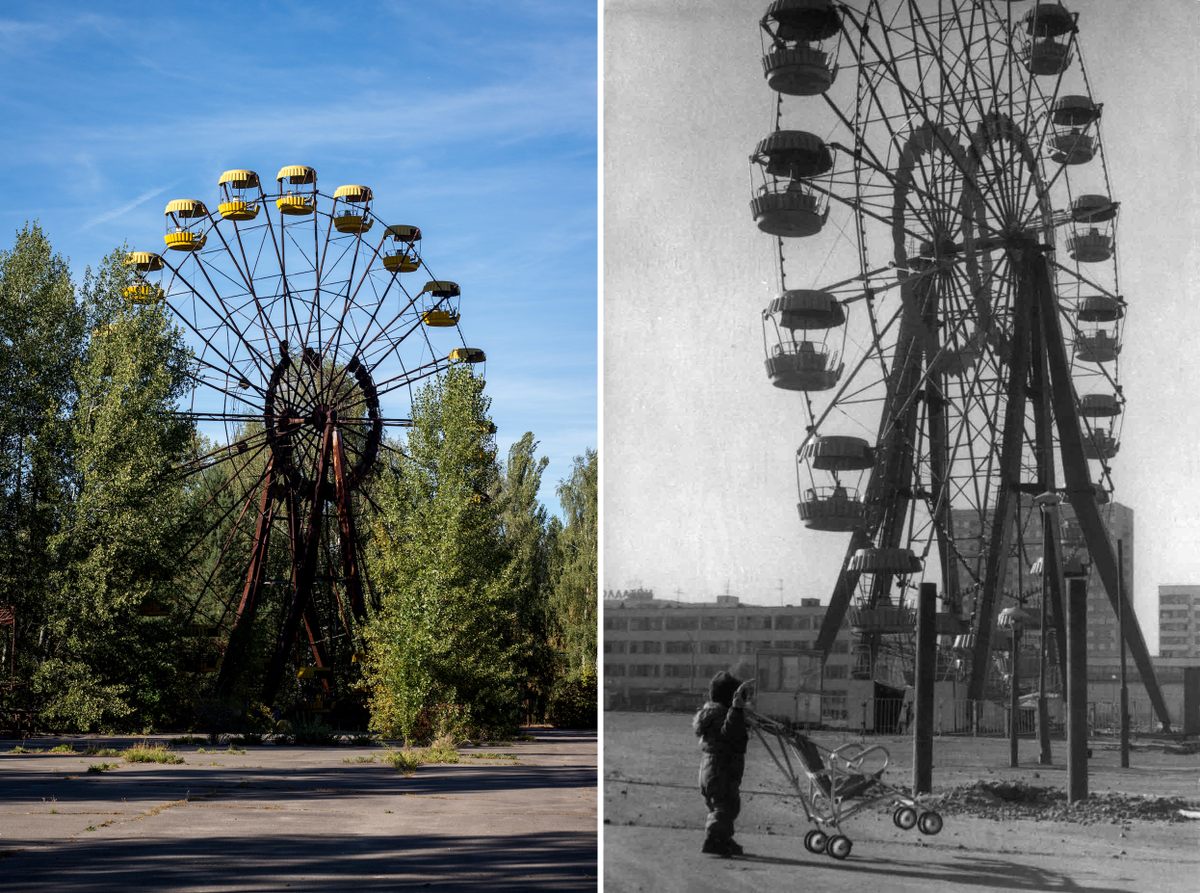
82 184 173 231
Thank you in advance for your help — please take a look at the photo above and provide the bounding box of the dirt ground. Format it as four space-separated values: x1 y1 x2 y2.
603 711 1200 893
0 728 596 891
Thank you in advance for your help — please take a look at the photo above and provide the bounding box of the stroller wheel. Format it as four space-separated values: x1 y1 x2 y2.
893 806 918 830
917 810 944 835
804 829 828 854
827 834 853 860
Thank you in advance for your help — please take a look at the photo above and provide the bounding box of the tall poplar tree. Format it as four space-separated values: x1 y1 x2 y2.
0 224 84 696
362 367 522 742
37 249 195 730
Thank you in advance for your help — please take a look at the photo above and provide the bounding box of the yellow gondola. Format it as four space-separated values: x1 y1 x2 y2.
422 309 460 327
449 346 486 364
122 282 165 304
163 199 208 251
333 184 373 234
125 251 163 272
218 169 261 221
382 224 422 272
276 165 317 215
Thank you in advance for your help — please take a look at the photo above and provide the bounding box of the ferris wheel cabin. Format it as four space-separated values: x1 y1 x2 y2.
382 225 422 273
217 169 261 221
1067 193 1117 263
420 280 461 327
763 289 846 391
1021 3 1076 76
795 435 874 531
333 184 374 234
750 131 833 237
163 199 208 252
759 0 840 96
122 251 165 304
276 165 317 215
1049 95 1100 166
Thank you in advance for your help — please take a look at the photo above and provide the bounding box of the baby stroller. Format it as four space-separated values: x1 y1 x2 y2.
747 710 943 860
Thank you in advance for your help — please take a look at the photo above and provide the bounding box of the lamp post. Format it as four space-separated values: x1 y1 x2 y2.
1033 491 1062 765
999 605 1031 768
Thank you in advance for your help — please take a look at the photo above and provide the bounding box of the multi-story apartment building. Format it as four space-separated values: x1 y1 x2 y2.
1159 585 1200 658
602 590 858 725
949 498 1135 661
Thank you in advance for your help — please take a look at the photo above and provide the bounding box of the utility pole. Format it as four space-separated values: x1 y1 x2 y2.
913 582 936 794
1034 492 1061 765
1118 540 1130 769
1066 556 1090 803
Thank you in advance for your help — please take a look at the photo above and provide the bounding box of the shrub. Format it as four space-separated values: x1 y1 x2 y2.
545 666 597 729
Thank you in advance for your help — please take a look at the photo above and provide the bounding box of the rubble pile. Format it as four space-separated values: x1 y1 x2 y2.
923 780 1191 824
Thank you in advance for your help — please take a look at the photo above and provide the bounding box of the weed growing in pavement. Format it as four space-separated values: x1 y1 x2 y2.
463 752 518 761
343 755 377 764
122 743 184 765
87 762 119 773
47 744 76 754
5 745 40 754
384 736 461 775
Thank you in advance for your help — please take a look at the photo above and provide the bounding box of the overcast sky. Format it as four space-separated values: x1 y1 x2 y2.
603 0 1199 653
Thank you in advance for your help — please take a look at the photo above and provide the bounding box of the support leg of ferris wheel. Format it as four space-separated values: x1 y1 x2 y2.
332 428 368 620
1029 282 1069 691
216 462 276 699
262 418 334 707
967 241 1035 701
1034 251 1172 731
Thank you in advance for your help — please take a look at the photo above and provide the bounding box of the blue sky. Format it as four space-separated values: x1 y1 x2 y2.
0 1 596 514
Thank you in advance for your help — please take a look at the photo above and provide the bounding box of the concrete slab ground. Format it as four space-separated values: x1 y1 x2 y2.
604 712 1200 893
0 728 597 891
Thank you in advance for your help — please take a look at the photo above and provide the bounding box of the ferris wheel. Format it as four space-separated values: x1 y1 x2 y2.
125 165 486 709
749 0 1168 725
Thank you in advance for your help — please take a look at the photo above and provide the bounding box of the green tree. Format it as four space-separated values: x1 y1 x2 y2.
496 432 555 721
37 249 196 730
544 450 597 729
550 450 598 674
361 367 523 742
0 224 84 695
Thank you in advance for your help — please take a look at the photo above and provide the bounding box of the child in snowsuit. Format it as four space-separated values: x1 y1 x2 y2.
693 670 752 856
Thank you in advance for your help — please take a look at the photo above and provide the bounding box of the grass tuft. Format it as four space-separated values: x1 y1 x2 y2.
384 738 461 775
87 762 119 773
122 743 184 765
196 746 246 755
6 745 41 754
343 754 377 764
464 752 518 761
48 744 77 754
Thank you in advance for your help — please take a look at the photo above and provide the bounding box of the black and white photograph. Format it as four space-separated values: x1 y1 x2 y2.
603 1 1200 890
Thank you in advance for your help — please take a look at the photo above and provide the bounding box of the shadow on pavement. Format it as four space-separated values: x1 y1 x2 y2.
0 830 596 892
735 851 1136 893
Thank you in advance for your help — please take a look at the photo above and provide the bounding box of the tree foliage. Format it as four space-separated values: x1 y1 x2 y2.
0 224 85 709
551 449 598 674
0 224 598 735
39 249 196 730
362 367 525 742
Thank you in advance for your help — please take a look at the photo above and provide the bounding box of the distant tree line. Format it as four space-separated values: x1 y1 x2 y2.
0 223 596 739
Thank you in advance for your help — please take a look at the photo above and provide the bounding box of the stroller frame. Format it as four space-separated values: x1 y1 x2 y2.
748 710 943 860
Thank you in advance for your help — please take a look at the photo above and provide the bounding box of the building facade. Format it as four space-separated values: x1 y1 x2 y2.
949 498 1135 661
1159 585 1200 658
602 591 855 723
